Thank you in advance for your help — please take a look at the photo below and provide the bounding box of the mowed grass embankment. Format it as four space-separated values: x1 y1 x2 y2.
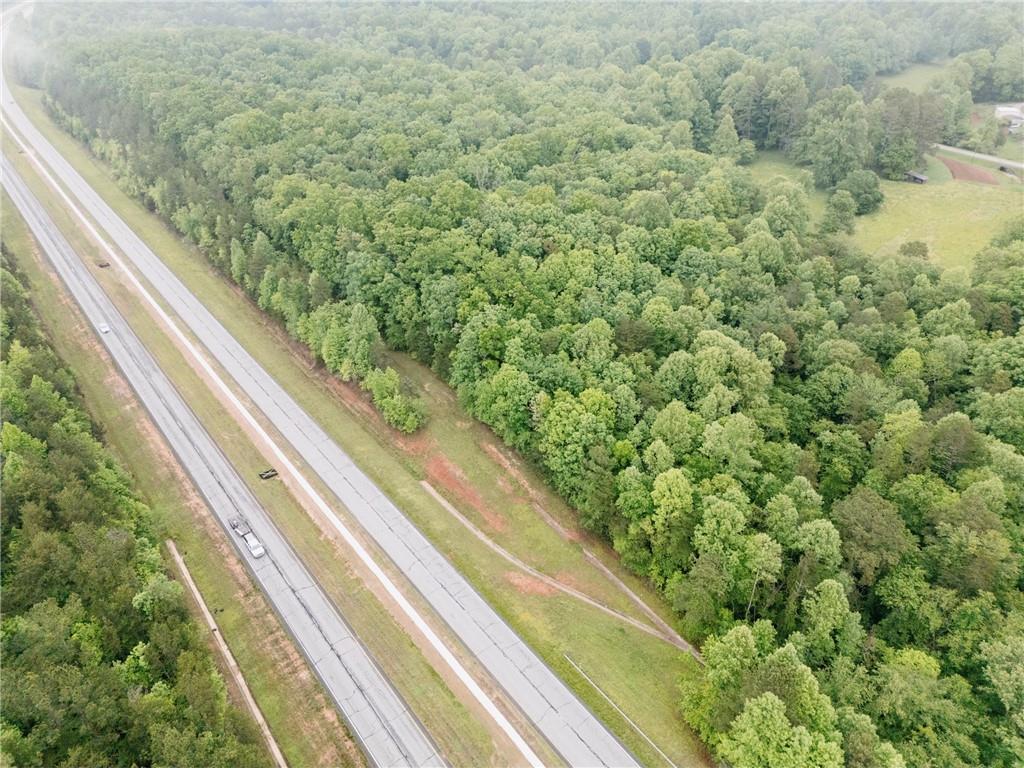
2 144 499 767
8 81 712 768
1 190 364 768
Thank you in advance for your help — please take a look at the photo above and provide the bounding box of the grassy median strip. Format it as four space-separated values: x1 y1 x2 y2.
8 81 711 767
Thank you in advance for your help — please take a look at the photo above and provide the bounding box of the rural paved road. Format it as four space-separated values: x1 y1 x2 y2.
1 157 443 768
1 17 640 768
936 143 1024 170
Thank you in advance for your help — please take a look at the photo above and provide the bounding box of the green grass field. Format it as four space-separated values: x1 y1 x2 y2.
749 147 1021 270
877 60 952 92
853 157 1023 269
748 151 829 225
7 81 712 768
921 153 954 183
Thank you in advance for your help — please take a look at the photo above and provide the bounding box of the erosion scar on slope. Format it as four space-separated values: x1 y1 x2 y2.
420 480 695 652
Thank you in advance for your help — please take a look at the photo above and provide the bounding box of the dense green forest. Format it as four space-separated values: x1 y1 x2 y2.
0 249 269 768
13 3 1024 767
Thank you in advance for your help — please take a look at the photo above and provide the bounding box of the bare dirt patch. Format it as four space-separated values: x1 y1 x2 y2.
505 571 558 597
395 425 434 456
939 156 998 184
482 443 583 543
425 454 508 533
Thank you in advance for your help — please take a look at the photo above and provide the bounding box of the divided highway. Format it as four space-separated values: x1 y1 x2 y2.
2 42 640 768
1 157 443 768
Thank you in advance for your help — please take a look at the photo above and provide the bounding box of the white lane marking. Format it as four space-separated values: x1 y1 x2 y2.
565 654 679 768
3 157 433 767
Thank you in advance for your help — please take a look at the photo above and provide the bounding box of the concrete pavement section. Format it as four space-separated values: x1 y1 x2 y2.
1 157 443 768
1 52 640 768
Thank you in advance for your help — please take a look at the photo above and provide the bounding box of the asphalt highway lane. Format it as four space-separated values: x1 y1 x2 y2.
2 157 443 768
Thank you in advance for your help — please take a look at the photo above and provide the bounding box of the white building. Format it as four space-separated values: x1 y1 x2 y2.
995 104 1024 134
995 104 1024 122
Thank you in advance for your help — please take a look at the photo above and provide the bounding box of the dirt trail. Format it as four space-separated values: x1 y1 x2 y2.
483 445 702 661
939 155 998 184
421 481 694 652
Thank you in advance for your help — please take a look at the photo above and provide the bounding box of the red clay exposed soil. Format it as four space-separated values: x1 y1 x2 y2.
425 454 509 533
483 443 585 542
394 425 434 456
939 156 998 184
504 571 558 596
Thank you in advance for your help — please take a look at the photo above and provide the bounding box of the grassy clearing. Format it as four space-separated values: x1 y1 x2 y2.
2 149 498 767
748 150 829 224
921 153 954 184
1 191 362 768
749 147 1021 270
9 81 711 767
851 163 1022 270
876 60 952 92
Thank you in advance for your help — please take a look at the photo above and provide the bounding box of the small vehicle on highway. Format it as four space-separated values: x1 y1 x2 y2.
229 517 266 558
98 323 111 334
